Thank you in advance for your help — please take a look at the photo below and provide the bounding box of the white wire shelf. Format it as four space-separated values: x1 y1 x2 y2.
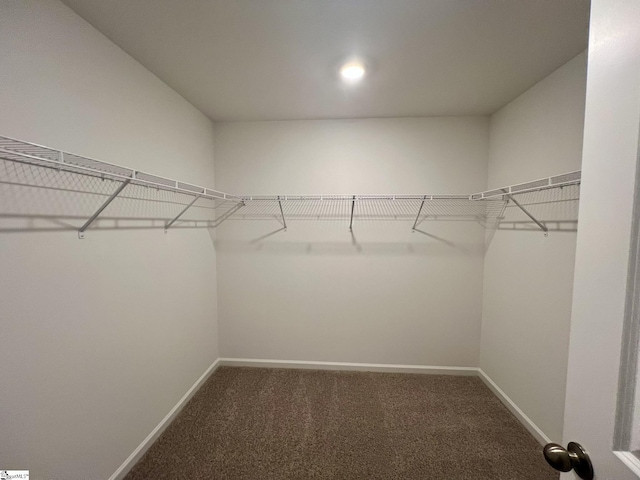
0 134 581 235
471 171 581 199
218 172 580 231
219 197 506 224
233 171 581 202
0 135 239 202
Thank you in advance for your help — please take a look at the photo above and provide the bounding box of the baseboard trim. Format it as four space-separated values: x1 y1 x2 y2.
108 358 222 480
477 369 551 446
218 357 478 375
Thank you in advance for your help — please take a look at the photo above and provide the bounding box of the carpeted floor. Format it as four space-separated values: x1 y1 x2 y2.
124 367 558 480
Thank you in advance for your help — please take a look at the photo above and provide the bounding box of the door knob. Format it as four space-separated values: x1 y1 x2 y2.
543 442 594 479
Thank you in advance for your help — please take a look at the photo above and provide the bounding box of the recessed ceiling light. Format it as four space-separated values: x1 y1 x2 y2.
340 62 366 83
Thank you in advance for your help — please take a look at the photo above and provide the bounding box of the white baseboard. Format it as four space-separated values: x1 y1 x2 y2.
614 451 640 478
477 369 551 446
108 358 222 480
218 357 478 375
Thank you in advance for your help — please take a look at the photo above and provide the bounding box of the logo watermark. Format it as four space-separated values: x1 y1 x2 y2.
0 471 29 480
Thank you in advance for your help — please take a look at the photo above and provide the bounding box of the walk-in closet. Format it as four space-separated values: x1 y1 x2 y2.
1 1 640 479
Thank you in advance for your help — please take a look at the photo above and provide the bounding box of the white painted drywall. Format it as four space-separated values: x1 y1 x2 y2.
0 2 218 479
214 117 489 366
480 52 587 442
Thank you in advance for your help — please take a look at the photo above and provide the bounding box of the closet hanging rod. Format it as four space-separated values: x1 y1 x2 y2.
0 135 240 202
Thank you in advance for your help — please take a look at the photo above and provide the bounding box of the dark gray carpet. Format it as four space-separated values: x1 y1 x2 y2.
124 367 558 480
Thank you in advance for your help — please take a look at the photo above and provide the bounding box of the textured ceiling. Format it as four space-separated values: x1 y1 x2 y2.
62 0 590 121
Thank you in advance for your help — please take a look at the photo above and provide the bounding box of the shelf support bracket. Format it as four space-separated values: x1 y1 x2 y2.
277 196 287 230
165 194 202 232
412 196 426 232
504 192 548 235
78 178 132 239
211 201 245 228
349 195 356 232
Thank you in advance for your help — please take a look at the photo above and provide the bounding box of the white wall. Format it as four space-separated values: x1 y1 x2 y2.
214 117 489 366
480 52 587 442
0 2 218 479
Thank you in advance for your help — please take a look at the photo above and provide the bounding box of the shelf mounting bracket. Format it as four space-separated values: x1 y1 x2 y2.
211 201 245 228
412 196 426 232
165 194 202 232
504 192 548 235
78 178 132 239
349 195 356 232
277 196 287 231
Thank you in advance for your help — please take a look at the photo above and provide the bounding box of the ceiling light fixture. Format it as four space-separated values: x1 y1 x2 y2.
340 62 366 83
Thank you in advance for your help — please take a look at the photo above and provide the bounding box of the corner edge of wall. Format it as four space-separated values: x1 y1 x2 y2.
477 368 552 446
108 358 222 480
